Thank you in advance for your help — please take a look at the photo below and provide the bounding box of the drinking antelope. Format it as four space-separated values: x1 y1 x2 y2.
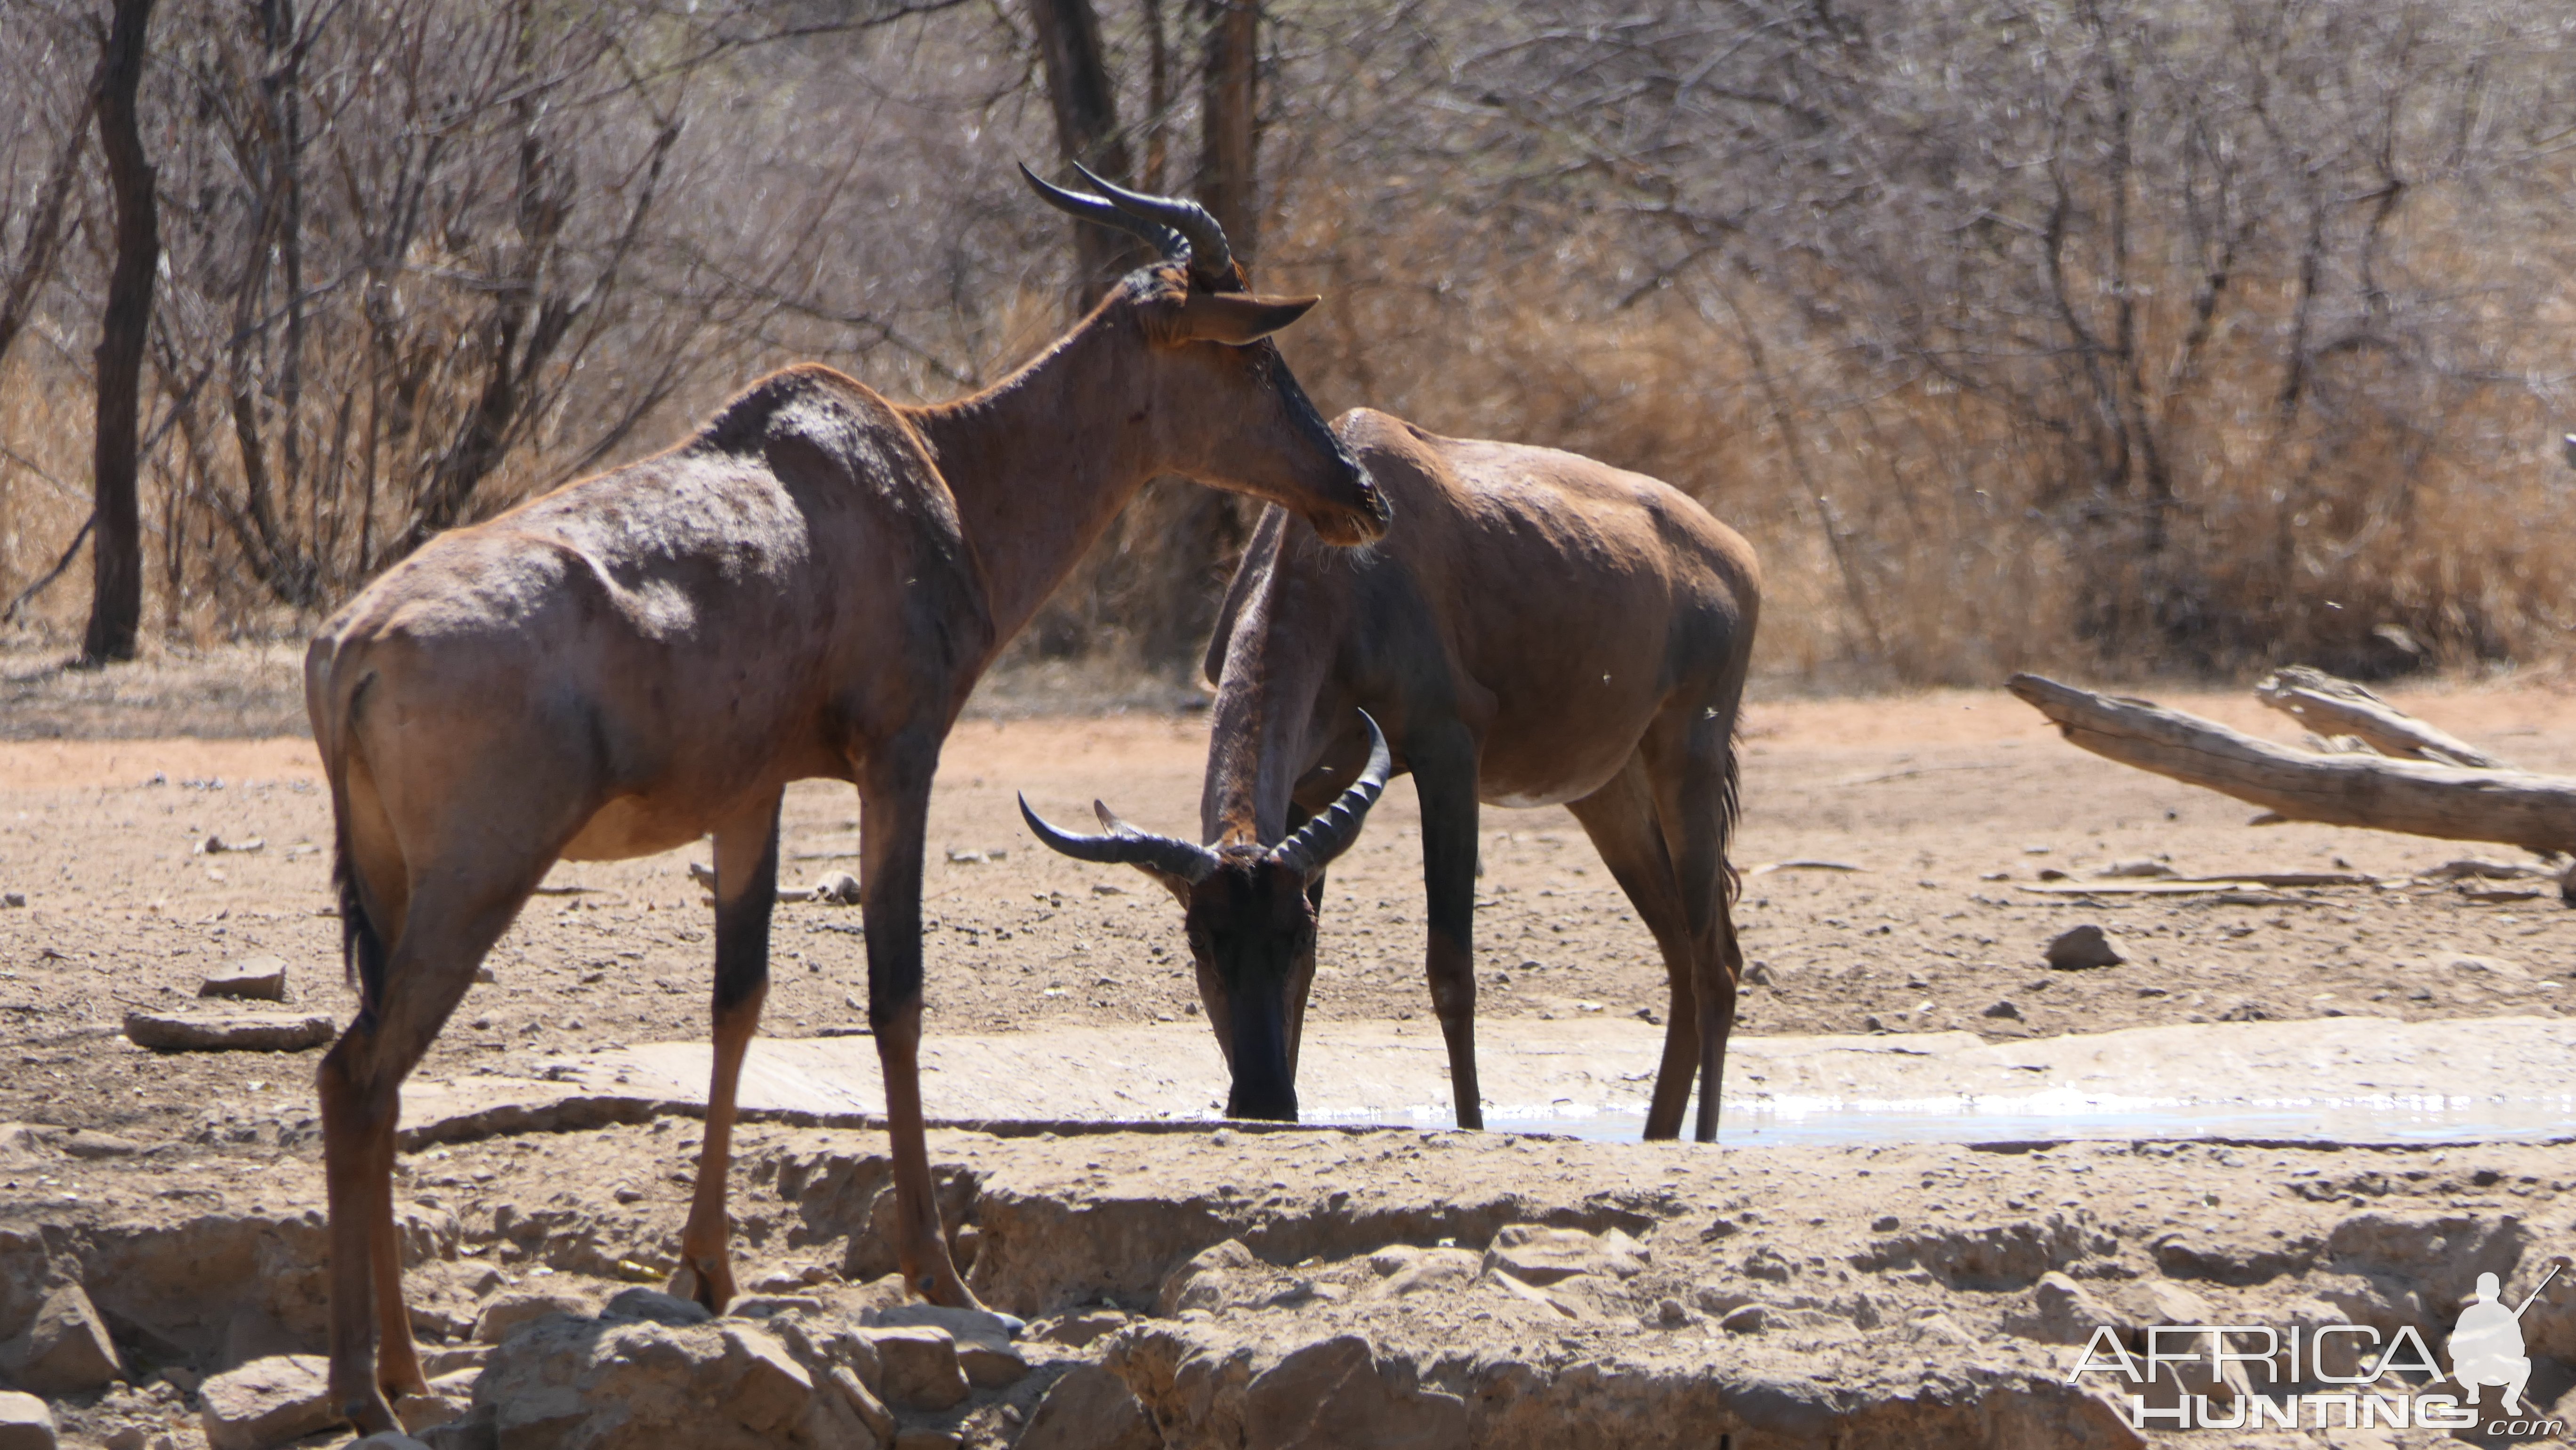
1025 412 1757 1140
303 167 1386 1433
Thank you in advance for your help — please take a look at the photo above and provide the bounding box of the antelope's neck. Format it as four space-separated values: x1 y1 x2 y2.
909 319 1152 650
1200 560 1334 848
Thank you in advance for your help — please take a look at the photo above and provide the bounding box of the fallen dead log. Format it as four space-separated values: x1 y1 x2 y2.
2252 665 2505 768
2006 673 2576 856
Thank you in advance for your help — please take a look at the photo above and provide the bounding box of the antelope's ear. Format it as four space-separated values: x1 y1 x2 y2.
1169 291 1320 346
1133 862 1197 907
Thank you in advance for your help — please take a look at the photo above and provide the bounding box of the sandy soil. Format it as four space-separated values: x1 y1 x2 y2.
3 654 2575 1446
1 675 2570 1141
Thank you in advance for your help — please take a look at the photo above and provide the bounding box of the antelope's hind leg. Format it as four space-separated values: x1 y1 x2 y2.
670 793 785 1313
1644 709 1745 1144
1566 754 1702 1140
320 862 543 1432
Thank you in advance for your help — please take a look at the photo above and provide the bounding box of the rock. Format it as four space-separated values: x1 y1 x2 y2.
1242 1334 1467 1450
473 1289 593 1344
2043 925 2124 970
1980 999 2022 1020
395 1385 469 1434
2 1282 124 1393
892 1431 958 1450
198 1353 336 1450
1016 1364 1157 1450
1033 1309 1127 1349
354 1435 436 1450
421 1346 489 1377
0 894 22 910
2010 1271 2127 1345
1479 1224 1646 1285
123 1012 336 1052
724 1295 825 1321
860 1325 967 1410
824 1365 894 1447
808 873 861 906
471 1314 854 1450
0 1392 53 1450
200 958 289 1002
1482 1269 1586 1321
1719 1303 1769 1334
1155 1238 1262 1317
1376 1248 1481 1298
2152 1231 2316 1286
2097 860 2174 878
58 1130 143 1160
863 1305 1023 1388
598 1288 710 1328
0 1124 56 1162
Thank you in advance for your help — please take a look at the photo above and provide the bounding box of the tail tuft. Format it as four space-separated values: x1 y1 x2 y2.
335 840 388 1023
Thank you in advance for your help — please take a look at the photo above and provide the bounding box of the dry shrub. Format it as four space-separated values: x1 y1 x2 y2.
10 0 2576 693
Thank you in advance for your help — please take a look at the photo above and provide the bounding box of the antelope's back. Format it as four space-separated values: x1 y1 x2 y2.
305 364 987 794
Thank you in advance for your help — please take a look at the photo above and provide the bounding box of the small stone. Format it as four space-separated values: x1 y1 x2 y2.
1719 1303 1769 1334
59 1129 144 1159
394 1384 467 1435
0 1392 54 1450
2043 924 2125 970
123 1011 336 1052
2097 859 2174 878
4 1283 125 1393
599 1287 710 1327
353 1436 436 1450
827 1364 895 1444
809 871 861 905
200 957 288 1002
861 1325 968 1410
724 1295 826 1320
472 1289 592 1344
1480 1224 1646 1285
198 1353 336 1450
0 893 24 910
420 1346 489 1377
866 1304 1025 1387
1981 999 2023 1020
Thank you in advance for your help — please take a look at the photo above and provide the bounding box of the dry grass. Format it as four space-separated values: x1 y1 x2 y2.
10 0 2576 694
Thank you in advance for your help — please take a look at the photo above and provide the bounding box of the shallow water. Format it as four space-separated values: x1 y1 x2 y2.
1306 1090 2576 1146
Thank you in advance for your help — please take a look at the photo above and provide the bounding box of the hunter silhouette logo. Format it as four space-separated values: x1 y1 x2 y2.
2067 1259 2568 1433
2450 1262 2559 1414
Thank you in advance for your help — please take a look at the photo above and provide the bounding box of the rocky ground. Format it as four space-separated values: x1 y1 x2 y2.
0 652 2573 1446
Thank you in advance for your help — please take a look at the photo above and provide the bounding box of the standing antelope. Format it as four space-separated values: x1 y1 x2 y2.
302 167 1386 1434
1024 412 1757 1140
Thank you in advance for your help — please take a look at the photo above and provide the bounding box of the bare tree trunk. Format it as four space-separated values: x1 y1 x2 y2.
1026 0 1137 307
1141 0 1171 192
84 0 159 664
2009 673 2576 855
1198 0 1259 262
0 82 92 371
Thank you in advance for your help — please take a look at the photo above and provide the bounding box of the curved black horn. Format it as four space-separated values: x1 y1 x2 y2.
1068 160 1236 282
1269 711 1392 879
1019 792 1220 884
1018 162 1186 264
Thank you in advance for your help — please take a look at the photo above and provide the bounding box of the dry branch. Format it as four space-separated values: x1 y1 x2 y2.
2253 665 2505 768
2006 673 2576 856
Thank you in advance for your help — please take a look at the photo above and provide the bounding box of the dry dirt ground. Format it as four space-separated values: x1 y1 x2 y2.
0 649 2572 1447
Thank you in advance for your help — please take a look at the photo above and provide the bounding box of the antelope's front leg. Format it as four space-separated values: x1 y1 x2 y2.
858 761 982 1308
671 796 784 1312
